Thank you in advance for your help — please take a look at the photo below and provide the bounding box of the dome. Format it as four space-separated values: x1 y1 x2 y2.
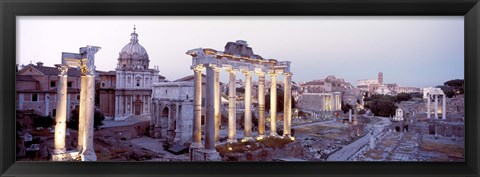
119 28 149 61
118 27 150 70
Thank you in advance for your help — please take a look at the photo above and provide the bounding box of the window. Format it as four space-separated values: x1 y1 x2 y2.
186 95 189 99
67 82 73 88
50 81 56 88
77 94 80 100
32 94 38 102
201 98 205 107
165 90 167 94
137 80 140 87
102 82 106 87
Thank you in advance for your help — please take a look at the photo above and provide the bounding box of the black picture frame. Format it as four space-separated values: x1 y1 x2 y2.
1 0 479 176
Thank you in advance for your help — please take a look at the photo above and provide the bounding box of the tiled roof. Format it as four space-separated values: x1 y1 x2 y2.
174 74 206 82
31 65 82 77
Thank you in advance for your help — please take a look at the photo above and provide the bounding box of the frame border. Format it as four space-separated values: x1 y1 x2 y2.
1 0 478 176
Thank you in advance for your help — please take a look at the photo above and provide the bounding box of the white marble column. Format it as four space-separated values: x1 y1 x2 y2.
191 65 204 149
434 94 438 119
442 94 446 120
205 65 216 150
115 95 119 117
269 72 278 136
257 71 266 138
77 75 87 151
81 74 96 161
283 73 292 137
227 69 237 143
53 65 68 157
214 67 220 144
243 70 253 141
427 94 431 119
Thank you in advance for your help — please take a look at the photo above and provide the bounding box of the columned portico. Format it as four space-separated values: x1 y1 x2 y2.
425 88 447 120
186 40 293 161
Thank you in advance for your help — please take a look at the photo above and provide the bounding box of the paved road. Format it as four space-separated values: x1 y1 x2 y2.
326 117 391 161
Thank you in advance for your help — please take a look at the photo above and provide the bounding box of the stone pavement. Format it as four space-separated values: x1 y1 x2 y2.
327 117 391 161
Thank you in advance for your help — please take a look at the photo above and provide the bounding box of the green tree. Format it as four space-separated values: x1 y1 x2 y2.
395 93 412 102
67 108 105 130
367 99 397 117
264 89 296 112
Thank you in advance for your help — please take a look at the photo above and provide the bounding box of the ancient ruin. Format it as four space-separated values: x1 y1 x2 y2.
52 45 100 161
424 87 446 119
186 40 293 161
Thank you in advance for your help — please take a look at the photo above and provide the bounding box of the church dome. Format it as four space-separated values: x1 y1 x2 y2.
118 26 150 69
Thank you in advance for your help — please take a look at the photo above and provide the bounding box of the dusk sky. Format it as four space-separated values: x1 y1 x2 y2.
17 16 464 88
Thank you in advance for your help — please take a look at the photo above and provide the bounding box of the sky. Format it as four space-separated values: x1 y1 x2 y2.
17 16 464 88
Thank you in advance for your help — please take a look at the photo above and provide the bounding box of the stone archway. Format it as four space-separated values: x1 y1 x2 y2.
162 107 169 117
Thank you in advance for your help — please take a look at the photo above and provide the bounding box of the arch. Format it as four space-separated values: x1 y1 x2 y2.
162 107 169 117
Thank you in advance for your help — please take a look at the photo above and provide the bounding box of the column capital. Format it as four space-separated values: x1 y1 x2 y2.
55 64 69 76
242 69 252 75
226 68 237 74
283 72 293 77
192 65 205 72
255 70 266 77
268 72 278 77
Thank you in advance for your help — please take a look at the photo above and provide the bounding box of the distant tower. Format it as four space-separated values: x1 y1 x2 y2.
378 72 383 85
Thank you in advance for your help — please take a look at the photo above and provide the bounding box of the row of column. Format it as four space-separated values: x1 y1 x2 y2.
322 93 341 111
115 95 150 116
191 64 293 151
426 93 446 120
116 72 155 89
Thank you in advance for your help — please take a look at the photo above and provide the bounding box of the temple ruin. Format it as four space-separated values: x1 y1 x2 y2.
52 45 100 161
186 40 293 161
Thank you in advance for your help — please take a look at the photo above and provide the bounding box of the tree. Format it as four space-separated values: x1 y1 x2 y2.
34 115 54 128
395 93 412 102
367 99 397 117
341 103 353 114
264 90 296 112
67 108 105 130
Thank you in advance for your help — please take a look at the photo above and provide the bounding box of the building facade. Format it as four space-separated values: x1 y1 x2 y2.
114 28 162 120
16 62 82 120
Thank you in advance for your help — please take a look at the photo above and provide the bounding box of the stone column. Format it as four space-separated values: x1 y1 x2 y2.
427 94 431 119
283 73 292 137
205 65 216 150
227 68 237 143
269 72 278 136
154 101 161 138
332 93 337 111
191 65 204 149
442 94 446 120
323 94 327 111
349 109 352 122
257 71 266 138
243 70 253 141
434 94 438 119
53 65 68 158
81 74 97 161
115 95 119 117
77 75 87 151
214 67 220 144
